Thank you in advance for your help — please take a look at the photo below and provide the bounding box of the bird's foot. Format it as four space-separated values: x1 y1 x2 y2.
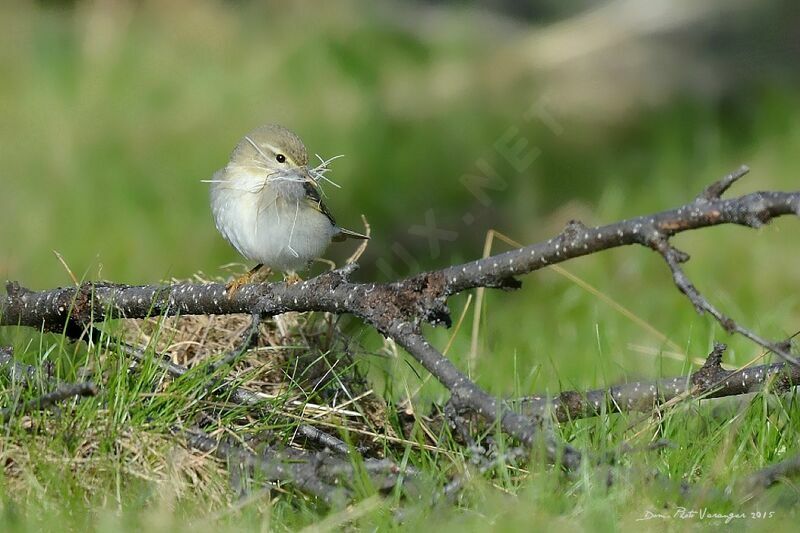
284 271 303 285
226 264 272 298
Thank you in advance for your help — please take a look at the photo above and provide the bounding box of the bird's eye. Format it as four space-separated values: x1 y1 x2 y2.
276 154 286 163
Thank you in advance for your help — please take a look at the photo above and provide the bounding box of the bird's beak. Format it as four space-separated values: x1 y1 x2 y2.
291 166 315 184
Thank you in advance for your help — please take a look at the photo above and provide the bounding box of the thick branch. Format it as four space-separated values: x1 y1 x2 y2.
438 184 799 295
3 183 798 336
392 326 582 469
2 169 799 472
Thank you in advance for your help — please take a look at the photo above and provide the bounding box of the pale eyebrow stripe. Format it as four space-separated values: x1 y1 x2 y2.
264 143 299 166
245 138 299 166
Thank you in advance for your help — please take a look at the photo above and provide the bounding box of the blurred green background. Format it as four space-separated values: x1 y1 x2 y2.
2 0 799 392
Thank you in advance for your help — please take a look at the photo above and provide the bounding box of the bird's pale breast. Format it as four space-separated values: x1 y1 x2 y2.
210 169 336 272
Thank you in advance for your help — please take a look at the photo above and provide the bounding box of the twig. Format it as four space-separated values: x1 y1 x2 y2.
177 427 414 506
698 164 750 201
296 424 352 455
650 237 798 365
106 334 369 458
177 426 347 506
738 453 800 499
345 215 371 265
1 345 96 422
111 336 200 382
106 333 271 406
0 346 44 387
209 313 261 372
0 382 97 423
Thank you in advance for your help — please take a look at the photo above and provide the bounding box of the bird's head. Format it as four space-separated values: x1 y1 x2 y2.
228 124 312 193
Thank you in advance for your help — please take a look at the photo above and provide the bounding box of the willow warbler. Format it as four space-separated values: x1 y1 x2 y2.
209 124 368 293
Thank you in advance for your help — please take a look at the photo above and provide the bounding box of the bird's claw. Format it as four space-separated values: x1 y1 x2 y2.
284 272 303 285
226 264 271 298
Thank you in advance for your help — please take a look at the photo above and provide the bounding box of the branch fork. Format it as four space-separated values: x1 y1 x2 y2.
2 167 799 476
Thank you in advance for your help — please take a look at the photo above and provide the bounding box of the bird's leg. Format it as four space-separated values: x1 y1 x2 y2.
283 271 303 285
226 264 272 298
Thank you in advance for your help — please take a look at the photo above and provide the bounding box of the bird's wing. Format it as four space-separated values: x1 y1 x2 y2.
302 181 369 241
302 181 338 226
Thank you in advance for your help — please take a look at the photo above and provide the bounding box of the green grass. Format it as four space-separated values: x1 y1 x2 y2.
2 307 800 532
2 1 800 531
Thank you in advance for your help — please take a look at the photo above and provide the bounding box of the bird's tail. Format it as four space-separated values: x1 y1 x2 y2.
333 227 370 241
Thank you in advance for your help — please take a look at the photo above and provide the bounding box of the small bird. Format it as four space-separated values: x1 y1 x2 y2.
208 124 368 294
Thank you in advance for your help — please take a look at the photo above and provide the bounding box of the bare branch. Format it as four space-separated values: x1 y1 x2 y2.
739 453 800 498
296 424 352 456
393 326 582 469
437 187 799 295
2 169 799 472
0 345 44 387
650 238 797 365
177 427 347 506
518 343 800 422
1 345 97 422
208 313 261 373
104 333 365 458
3 186 798 336
698 164 750 201
177 426 413 506
0 382 97 423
